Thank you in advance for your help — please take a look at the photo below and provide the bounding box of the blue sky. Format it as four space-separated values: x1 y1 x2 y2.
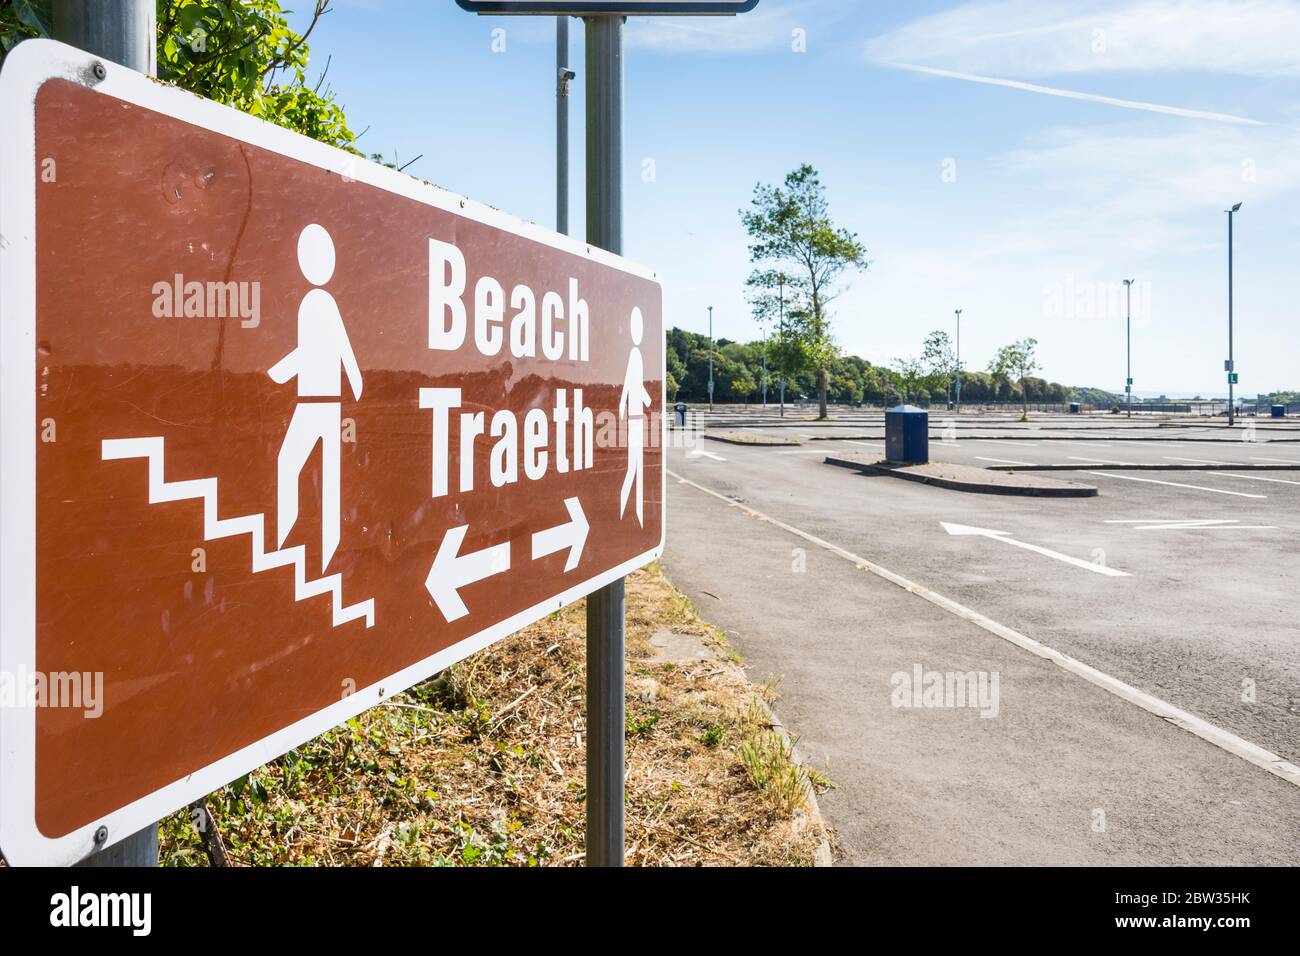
303 0 1300 396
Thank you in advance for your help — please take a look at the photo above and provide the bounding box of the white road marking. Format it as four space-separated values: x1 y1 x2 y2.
977 439 1038 448
1105 518 1277 531
941 522 1129 576
668 469 1300 788
1163 455 1242 465
687 449 727 462
1068 441 1115 448
1219 472 1300 487
778 449 829 455
844 440 884 450
1088 472 1266 498
975 456 1034 466
1250 456 1300 464
1067 455 1134 465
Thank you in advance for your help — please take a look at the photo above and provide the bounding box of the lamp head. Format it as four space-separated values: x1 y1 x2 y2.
1230 202 1242 212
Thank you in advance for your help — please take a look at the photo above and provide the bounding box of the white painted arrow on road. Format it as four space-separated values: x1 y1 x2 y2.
531 497 589 572
425 525 511 622
940 522 1130 577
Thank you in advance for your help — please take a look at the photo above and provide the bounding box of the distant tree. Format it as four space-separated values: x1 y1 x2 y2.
988 338 1041 419
741 165 868 419
921 330 958 404
889 356 945 405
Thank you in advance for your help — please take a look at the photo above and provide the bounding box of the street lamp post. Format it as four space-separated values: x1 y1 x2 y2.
778 275 786 418
1226 202 1241 427
954 309 962 413
556 17 572 235
707 305 714 412
1123 278 1134 418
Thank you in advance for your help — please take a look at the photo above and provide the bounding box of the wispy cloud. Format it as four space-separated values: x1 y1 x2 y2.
864 0 1300 77
892 63 1270 126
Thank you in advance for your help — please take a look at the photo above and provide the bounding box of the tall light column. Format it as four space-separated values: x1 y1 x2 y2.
1123 278 1134 418
954 309 962 413
1226 202 1241 426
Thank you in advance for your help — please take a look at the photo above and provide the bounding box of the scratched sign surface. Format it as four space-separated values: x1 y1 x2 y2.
0 41 663 865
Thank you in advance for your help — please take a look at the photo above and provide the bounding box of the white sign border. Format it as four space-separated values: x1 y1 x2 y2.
0 39 667 867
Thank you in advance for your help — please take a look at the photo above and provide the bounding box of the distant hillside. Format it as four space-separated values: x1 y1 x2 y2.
1067 386 1124 406
666 326 1133 406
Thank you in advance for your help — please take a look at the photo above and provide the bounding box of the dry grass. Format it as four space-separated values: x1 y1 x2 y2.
159 563 828 867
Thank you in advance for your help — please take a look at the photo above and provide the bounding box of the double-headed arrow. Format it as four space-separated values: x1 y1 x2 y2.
940 522 1130 577
425 497 590 623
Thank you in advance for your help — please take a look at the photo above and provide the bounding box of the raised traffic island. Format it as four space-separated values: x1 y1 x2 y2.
824 454 1099 498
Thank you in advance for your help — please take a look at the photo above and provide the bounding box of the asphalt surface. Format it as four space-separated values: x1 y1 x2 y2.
661 415 1300 865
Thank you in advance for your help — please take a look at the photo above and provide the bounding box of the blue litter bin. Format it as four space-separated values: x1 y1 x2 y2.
885 405 928 464
1069 402 1081 414
1271 404 1285 418
674 402 688 426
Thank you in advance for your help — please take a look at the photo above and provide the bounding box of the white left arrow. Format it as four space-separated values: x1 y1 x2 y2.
941 522 1130 577
531 497 589 572
425 525 511 622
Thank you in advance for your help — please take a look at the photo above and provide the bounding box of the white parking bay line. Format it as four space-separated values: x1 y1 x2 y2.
1250 456 1300 464
668 468 1300 788
1105 519 1277 531
687 449 727 462
1068 455 1135 465
977 439 1038 448
976 456 1034 466
1163 456 1243 465
1088 472 1266 498
1068 441 1115 449
1220 473 1300 487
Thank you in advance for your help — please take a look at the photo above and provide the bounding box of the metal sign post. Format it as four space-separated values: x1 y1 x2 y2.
557 17 572 235
584 13 625 867
50 0 159 871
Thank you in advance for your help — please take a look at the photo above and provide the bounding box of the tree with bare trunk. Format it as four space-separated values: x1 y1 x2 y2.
741 165 867 419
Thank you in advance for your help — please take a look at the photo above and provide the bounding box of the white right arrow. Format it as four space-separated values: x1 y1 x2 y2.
531 497 589 572
425 524 511 622
940 522 1130 577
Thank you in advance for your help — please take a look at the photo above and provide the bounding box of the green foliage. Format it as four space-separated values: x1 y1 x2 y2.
0 1 359 152
988 337 1042 415
667 326 1093 408
741 165 868 417
889 355 947 405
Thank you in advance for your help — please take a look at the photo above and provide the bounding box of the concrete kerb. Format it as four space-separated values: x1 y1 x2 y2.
824 455 1099 498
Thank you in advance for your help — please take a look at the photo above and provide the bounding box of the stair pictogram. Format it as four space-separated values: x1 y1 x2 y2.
102 436 375 628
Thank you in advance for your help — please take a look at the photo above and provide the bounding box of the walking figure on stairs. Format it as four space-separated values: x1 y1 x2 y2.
268 224 363 572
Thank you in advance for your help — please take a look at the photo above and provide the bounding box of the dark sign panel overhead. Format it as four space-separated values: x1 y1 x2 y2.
456 1 760 13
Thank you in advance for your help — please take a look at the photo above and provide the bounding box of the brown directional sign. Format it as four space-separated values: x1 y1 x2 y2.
0 40 664 866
